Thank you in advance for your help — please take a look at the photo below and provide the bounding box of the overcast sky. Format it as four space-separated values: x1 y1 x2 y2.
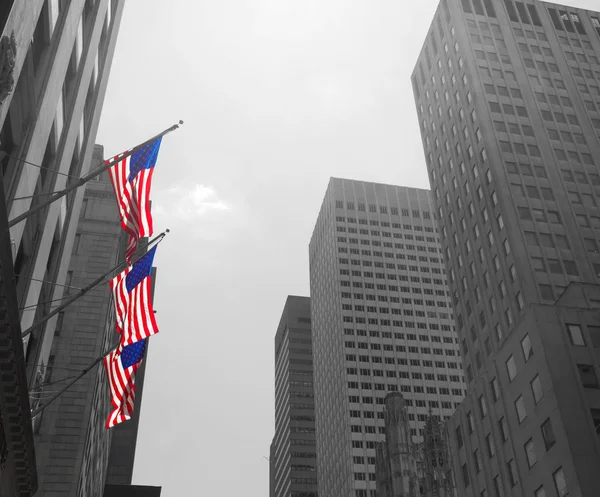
96 0 597 495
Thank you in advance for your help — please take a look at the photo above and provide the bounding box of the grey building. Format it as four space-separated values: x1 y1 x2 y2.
412 0 600 495
32 144 136 496
271 296 318 497
308 178 465 497
1 1 124 494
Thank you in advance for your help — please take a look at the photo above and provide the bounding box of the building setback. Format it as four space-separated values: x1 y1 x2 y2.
271 296 318 497
308 178 465 497
412 0 600 496
0 1 124 494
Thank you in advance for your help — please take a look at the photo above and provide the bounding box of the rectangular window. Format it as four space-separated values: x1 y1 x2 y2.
507 459 518 486
486 433 496 457
553 467 568 497
566 324 585 346
521 334 532 361
542 418 556 449
456 426 464 447
524 438 537 467
515 395 527 423
499 417 509 442
577 364 599 388
531 375 543 403
467 410 475 433
462 463 470 487
506 355 517 381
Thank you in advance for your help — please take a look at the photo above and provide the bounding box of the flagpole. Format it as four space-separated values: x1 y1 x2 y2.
21 230 169 339
8 121 183 228
30 346 115 418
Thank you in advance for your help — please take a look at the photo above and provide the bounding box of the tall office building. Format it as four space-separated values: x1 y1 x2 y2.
308 178 465 497
412 1 600 495
0 2 124 495
271 296 318 497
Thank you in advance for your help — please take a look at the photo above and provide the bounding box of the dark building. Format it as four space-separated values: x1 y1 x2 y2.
0 1 125 495
271 296 318 497
308 179 464 497
412 0 600 495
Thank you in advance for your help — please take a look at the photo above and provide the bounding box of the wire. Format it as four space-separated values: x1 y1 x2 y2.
29 375 78 391
6 154 82 180
19 295 74 311
14 274 83 290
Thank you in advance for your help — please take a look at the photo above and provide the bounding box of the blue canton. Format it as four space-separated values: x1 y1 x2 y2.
121 339 147 369
125 246 157 293
127 137 163 183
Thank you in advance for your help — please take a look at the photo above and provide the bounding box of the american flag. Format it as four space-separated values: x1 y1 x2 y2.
110 246 159 349
107 138 162 263
103 339 147 428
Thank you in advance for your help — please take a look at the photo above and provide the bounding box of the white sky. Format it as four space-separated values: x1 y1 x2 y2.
96 0 597 495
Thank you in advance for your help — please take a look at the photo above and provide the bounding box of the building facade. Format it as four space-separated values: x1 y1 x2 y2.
1 0 125 425
0 1 124 494
412 0 600 495
272 296 318 497
308 179 465 497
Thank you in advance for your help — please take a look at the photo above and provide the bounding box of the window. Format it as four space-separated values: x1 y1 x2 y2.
507 459 518 486
474 449 483 473
535 486 547 497
499 417 509 442
515 395 527 423
567 324 585 346
490 377 500 402
478 395 488 418
462 463 470 488
506 355 517 381
542 418 556 449
467 410 475 433
485 433 496 458
524 439 537 468
521 334 532 361
456 425 464 448
577 364 599 388
531 375 543 403
553 467 568 497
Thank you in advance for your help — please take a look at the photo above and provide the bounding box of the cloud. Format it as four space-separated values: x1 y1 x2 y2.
155 184 230 222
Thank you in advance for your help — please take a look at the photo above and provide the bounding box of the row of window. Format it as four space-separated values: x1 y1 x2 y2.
344 341 456 356
334 201 433 218
345 355 460 370
336 225 439 243
340 278 447 289
337 246 446 269
348 381 461 397
334 216 437 233
341 289 449 299
343 301 448 311
339 269 444 281
343 328 455 339
342 313 453 325
347 367 463 383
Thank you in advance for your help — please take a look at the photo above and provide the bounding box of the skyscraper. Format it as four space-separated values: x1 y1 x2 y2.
0 2 125 494
271 296 318 497
412 0 600 495
309 178 464 497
